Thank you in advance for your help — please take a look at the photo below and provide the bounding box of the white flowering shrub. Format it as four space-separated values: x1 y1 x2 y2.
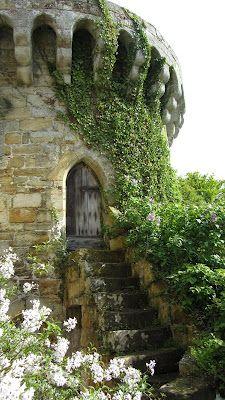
0 248 157 400
27 213 68 278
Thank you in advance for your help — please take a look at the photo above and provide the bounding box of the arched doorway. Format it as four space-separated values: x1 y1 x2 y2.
66 162 103 249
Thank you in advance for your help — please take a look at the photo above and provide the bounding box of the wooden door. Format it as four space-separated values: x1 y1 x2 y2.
66 163 102 248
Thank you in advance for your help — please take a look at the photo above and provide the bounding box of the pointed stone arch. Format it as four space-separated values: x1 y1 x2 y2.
48 145 115 242
66 162 103 248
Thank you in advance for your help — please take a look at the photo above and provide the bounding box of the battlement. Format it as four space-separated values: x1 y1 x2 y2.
0 0 184 143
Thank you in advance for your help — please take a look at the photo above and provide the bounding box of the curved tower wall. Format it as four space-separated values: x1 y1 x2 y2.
0 0 185 252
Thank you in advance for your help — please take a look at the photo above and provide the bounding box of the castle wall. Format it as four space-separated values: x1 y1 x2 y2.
0 0 185 253
0 84 114 253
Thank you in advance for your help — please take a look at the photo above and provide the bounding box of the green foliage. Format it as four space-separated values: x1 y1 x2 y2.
54 0 178 209
168 264 225 330
179 172 225 204
191 335 225 393
117 197 225 271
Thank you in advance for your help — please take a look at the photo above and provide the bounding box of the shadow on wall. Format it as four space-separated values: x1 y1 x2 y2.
0 24 16 85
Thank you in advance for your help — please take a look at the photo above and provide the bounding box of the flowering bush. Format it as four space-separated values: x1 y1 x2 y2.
0 249 157 400
26 211 68 278
117 194 225 272
114 173 225 394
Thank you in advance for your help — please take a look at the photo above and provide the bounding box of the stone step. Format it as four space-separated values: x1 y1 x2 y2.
148 372 179 388
99 308 157 331
88 277 139 292
103 327 172 353
160 377 216 400
87 262 132 278
87 250 126 263
93 291 148 311
119 347 184 374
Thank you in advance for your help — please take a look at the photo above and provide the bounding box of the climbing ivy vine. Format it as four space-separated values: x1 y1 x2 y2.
54 0 179 209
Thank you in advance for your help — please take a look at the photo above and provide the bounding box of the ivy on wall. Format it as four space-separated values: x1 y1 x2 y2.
55 0 179 209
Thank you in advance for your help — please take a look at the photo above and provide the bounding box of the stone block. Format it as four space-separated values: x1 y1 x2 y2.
5 107 30 121
15 46 31 66
38 279 62 298
57 47 72 71
109 235 126 251
13 193 42 208
8 156 24 168
4 120 20 133
5 132 21 144
171 305 188 324
13 144 41 155
179 353 200 377
160 377 216 400
9 208 36 223
37 210 52 223
14 30 30 47
9 299 26 318
3 145 11 156
158 298 170 324
20 117 53 131
17 66 33 86
149 281 166 297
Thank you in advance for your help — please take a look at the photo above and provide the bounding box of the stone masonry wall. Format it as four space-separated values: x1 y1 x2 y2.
0 0 185 254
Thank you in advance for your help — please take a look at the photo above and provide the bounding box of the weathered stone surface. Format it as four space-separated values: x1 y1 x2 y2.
5 132 21 144
13 193 42 208
20 117 53 131
121 347 184 374
104 326 171 353
9 208 36 223
109 235 126 251
179 354 200 377
160 377 216 400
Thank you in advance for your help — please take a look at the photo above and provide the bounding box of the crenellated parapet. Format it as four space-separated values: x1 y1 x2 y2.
0 0 185 143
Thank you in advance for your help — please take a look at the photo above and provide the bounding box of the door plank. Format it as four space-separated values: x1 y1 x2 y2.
66 163 102 242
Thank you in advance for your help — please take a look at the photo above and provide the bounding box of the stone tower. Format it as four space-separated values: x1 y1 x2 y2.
0 0 185 253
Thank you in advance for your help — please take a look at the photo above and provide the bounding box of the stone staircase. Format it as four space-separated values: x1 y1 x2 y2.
67 249 216 399
84 250 184 395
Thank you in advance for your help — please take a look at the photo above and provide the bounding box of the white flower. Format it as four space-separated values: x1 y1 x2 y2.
24 354 42 373
0 355 10 370
105 358 125 380
63 317 77 332
45 339 51 348
146 359 156 376
0 373 32 400
133 391 142 400
90 363 104 383
48 364 67 387
22 300 51 333
66 351 84 372
0 289 10 322
0 248 18 279
51 220 64 240
0 327 3 337
122 367 141 388
23 282 38 294
52 337 69 362
22 387 35 400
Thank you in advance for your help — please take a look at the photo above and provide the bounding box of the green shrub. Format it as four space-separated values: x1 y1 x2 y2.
118 198 225 271
179 172 225 205
168 264 225 330
191 335 225 393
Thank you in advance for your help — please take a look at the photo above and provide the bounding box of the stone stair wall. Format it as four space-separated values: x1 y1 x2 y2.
125 254 198 348
64 249 186 394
